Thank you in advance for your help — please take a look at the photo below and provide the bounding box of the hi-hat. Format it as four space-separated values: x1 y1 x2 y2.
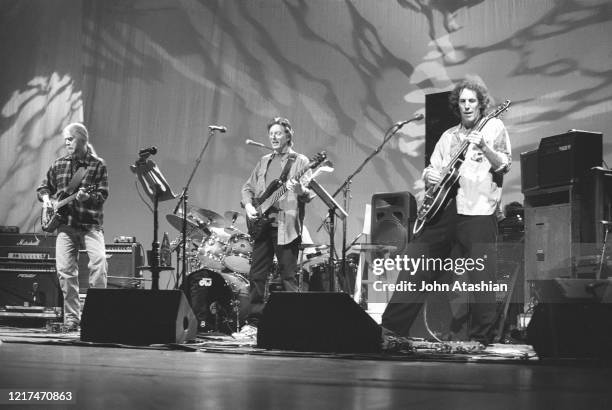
224 210 245 223
223 210 247 234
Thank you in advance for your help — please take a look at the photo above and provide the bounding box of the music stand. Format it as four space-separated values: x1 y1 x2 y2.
131 157 176 290
309 179 347 292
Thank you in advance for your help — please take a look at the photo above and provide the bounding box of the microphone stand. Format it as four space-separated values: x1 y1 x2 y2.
172 127 220 290
317 118 421 282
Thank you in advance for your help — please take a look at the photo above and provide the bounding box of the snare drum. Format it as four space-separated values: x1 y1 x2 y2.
197 234 227 272
223 233 253 274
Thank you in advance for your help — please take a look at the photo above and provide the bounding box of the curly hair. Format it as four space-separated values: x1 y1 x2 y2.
267 116 295 146
448 76 491 118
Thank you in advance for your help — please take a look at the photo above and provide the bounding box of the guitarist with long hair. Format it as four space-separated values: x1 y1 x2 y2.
37 122 109 332
235 117 314 338
382 76 512 345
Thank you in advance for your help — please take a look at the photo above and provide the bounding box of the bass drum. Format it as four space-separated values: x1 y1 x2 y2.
185 269 249 334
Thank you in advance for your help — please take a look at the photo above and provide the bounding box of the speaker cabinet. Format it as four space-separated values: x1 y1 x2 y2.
81 289 197 345
524 204 574 280
371 191 416 255
78 243 144 292
520 149 539 193
524 168 612 289
0 267 61 309
257 292 381 353
425 91 456 167
537 130 602 189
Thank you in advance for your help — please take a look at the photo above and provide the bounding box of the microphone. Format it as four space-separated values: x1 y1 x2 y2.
208 125 227 133
138 146 158 157
246 139 273 150
395 113 424 127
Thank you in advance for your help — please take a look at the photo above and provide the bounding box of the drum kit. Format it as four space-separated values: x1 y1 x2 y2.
164 205 394 334
166 206 252 333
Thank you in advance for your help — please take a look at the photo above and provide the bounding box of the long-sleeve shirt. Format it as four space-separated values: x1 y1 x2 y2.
37 152 109 229
241 148 312 245
424 118 511 215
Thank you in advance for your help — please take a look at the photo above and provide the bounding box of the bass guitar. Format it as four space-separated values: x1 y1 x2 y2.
247 151 327 240
41 185 97 232
413 100 511 235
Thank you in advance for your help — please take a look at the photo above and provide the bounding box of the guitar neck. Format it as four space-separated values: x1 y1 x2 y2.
55 192 79 209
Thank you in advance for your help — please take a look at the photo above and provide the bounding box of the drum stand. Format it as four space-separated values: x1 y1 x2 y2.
131 156 176 290
597 220 612 279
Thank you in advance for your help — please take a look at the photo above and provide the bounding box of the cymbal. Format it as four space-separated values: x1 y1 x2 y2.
350 243 398 252
188 207 225 228
166 214 209 240
299 243 329 250
224 226 246 235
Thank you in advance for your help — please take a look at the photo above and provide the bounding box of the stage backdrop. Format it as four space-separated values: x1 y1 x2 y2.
1 0 611 254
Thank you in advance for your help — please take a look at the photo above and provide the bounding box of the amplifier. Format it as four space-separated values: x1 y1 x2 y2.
78 243 145 293
520 149 539 193
0 259 62 309
537 130 602 188
0 232 56 259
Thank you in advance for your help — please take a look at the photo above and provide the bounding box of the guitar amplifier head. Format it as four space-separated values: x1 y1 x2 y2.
0 233 56 258
78 243 144 292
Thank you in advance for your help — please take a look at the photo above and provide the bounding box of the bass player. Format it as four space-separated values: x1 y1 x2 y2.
235 117 314 338
382 76 512 345
37 123 109 332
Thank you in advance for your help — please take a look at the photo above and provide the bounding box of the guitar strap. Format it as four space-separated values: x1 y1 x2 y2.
66 167 87 194
278 153 297 183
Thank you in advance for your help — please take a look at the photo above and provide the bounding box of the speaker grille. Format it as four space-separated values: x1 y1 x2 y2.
371 192 416 255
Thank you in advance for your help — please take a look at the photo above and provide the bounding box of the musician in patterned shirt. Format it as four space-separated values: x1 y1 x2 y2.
382 76 511 345
37 123 109 332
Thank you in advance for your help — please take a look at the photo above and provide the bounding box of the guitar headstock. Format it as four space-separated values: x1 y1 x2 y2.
309 151 327 169
486 99 511 120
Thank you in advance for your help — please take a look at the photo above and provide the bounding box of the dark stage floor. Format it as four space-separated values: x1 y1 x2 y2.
1 329 611 410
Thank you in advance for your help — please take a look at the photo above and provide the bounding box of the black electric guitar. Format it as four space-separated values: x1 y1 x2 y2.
41 185 97 232
413 100 511 235
247 151 327 240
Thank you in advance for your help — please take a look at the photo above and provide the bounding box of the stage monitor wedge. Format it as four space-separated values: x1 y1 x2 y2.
257 292 381 353
81 289 197 345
